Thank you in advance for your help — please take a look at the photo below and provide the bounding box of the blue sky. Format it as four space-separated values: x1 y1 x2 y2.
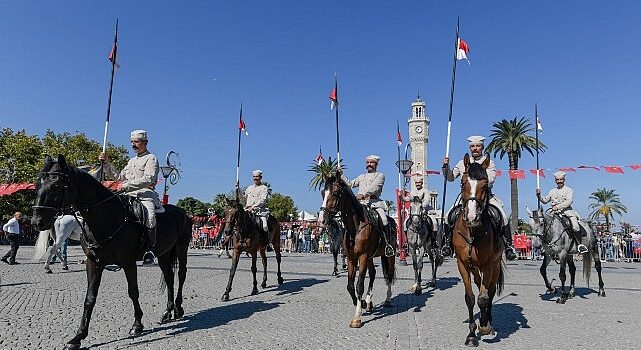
2 1 640 226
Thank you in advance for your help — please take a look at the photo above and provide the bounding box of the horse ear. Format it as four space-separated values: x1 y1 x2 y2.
56 154 68 168
481 155 490 169
463 153 470 168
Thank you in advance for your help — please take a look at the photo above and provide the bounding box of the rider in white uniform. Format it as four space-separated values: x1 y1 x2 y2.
244 170 270 232
537 171 588 254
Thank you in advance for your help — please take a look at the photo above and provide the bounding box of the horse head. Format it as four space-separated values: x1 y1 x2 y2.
32 155 79 231
222 197 244 235
460 153 490 228
407 197 424 229
318 169 348 228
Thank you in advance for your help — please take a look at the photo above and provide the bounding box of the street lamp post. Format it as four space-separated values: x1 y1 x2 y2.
159 151 180 205
395 155 413 266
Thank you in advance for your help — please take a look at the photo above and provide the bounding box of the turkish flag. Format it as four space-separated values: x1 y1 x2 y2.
529 169 545 177
603 166 624 174
508 170 525 180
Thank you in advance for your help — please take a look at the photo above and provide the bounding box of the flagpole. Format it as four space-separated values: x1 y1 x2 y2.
440 18 460 254
235 103 243 199
535 102 542 211
334 74 341 167
396 119 403 263
100 18 118 181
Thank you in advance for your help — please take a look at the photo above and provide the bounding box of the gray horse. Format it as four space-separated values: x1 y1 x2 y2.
34 214 83 273
406 198 443 295
328 218 347 276
529 208 605 303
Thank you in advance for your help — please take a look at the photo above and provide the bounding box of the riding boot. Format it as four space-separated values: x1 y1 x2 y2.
502 225 517 260
572 229 588 254
441 223 453 257
142 226 156 266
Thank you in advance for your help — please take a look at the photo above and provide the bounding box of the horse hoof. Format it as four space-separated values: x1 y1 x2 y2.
332 270 338 276
360 300 367 309
261 282 267 289
366 302 374 312
556 298 566 304
414 288 422 296
221 294 230 302
465 336 479 347
383 301 392 308
62 265 69 270
129 324 144 336
174 307 184 319
349 319 362 328
599 290 606 297
160 311 173 324
251 289 259 295
546 287 555 294
478 324 494 335
426 281 435 288
45 269 53 274
63 343 81 350
277 277 284 285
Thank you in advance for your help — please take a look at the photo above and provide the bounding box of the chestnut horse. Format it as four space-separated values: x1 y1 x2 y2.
219 198 283 301
452 154 505 347
318 170 396 328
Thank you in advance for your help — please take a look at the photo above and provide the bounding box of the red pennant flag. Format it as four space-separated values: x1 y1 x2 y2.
508 170 525 180
496 170 502 177
529 169 545 177
578 165 600 171
457 38 470 63
329 79 338 110
396 122 402 146
629 164 641 170
559 167 576 172
315 146 324 165
603 166 624 174
239 117 248 136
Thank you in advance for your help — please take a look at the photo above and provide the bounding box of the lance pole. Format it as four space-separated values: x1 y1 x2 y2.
535 103 542 211
100 19 119 181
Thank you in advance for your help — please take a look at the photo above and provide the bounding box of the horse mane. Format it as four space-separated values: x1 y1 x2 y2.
332 175 365 220
466 162 488 181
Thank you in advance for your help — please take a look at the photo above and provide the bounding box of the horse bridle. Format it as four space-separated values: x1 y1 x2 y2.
460 177 490 219
320 180 343 220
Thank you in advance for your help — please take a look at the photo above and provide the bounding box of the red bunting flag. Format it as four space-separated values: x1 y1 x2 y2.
559 167 576 172
529 169 545 177
603 166 624 174
629 164 641 170
508 170 525 179
578 165 600 171
496 170 502 177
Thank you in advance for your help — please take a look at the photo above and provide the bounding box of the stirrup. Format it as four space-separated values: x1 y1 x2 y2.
441 245 453 257
505 246 517 260
142 251 156 265
577 244 588 254
384 244 395 257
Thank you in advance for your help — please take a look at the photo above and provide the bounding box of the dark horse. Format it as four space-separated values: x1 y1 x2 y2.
452 154 505 347
328 217 347 276
31 155 192 350
220 198 283 301
318 170 396 328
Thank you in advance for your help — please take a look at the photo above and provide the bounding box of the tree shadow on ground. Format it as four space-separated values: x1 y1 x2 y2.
482 302 529 344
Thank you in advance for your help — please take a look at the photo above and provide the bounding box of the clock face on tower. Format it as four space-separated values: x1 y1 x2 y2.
415 126 423 134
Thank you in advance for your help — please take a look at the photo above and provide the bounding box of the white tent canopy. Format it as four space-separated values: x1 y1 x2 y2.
298 211 318 221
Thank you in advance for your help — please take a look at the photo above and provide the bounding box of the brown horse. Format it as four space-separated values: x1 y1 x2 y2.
318 170 396 328
220 198 283 301
453 154 505 347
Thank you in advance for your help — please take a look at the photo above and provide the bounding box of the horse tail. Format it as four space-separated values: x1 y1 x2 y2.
496 259 506 296
583 247 592 288
159 245 178 292
33 230 50 261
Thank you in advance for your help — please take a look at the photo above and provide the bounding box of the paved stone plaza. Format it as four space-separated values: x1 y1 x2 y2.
1 246 640 349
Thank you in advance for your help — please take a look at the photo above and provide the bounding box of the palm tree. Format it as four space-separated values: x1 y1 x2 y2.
485 117 546 231
588 188 627 231
308 157 343 191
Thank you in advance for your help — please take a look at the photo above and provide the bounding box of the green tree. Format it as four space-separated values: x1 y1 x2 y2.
485 117 546 231
176 197 211 216
588 188 628 231
268 193 297 222
385 199 397 213
308 157 344 191
211 193 230 216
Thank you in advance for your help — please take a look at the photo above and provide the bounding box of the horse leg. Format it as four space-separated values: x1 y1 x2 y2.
414 245 425 294
346 257 358 306
540 253 555 293
121 265 144 336
259 249 268 288
332 248 339 276
250 251 259 295
456 258 478 347
174 243 188 319
221 248 241 301
364 260 376 311
44 244 56 274
274 235 284 285
382 256 395 307
157 254 175 323
63 258 104 350
349 255 369 328
429 250 437 289
557 255 568 304
593 250 606 297
477 265 496 336
567 258 577 298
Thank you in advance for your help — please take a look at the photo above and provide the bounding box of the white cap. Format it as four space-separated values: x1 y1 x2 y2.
414 177 424 183
467 135 485 145
130 130 148 141
366 155 380 162
553 171 566 179
252 169 263 177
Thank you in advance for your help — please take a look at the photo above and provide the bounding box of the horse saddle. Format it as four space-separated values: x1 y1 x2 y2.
118 195 148 228
248 212 270 237
554 213 586 237
448 204 503 231
364 208 398 251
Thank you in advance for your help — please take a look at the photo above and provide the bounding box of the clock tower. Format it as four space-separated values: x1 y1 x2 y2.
408 96 430 193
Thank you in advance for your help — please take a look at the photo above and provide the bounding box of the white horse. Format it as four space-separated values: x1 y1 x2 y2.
34 214 83 273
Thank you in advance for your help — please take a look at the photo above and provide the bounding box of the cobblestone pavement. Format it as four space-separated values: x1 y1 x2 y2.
1 246 640 349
